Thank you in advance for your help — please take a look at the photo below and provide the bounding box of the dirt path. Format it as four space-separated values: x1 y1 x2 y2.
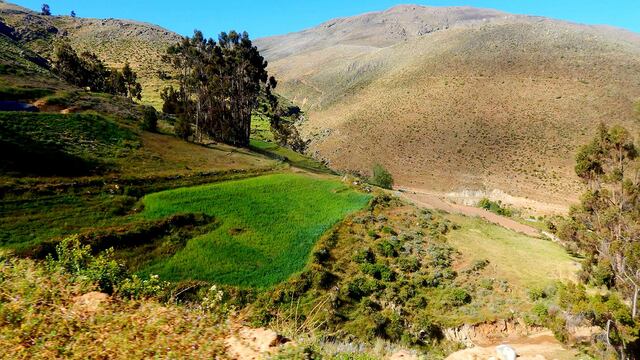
398 188 541 238
445 330 580 360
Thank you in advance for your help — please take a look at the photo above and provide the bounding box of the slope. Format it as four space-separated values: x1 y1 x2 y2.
255 5 640 207
0 0 181 108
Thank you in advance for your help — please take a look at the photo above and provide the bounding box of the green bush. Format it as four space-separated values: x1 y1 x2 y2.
377 239 399 257
443 288 471 307
478 198 512 217
353 248 376 264
369 164 394 189
47 236 126 294
361 263 395 281
174 115 192 140
141 106 158 132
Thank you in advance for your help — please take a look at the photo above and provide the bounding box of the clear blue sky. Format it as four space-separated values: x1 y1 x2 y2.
12 1 640 38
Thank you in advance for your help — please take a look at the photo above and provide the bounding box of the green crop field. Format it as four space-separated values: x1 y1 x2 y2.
139 173 371 287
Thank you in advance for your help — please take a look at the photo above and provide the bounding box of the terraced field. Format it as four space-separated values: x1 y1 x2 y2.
139 173 371 287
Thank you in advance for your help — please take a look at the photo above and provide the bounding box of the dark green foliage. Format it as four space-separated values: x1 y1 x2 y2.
47 236 126 294
160 86 184 115
535 283 640 356
174 115 193 140
52 42 142 99
377 239 399 257
353 247 376 264
442 288 471 307
312 247 330 264
557 124 640 356
45 236 168 300
141 106 158 132
398 256 420 272
361 263 395 281
369 164 394 189
477 198 512 217
41 4 51 16
465 259 490 274
346 276 381 300
162 30 274 146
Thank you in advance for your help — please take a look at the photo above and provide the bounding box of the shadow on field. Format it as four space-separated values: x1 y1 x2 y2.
0 126 101 176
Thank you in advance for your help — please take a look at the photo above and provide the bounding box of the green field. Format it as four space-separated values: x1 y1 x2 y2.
447 214 579 290
139 173 370 287
0 112 139 176
249 139 331 173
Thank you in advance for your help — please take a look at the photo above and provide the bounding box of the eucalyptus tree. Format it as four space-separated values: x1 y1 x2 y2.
162 30 275 146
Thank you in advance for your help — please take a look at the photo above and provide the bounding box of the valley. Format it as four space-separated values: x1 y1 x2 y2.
0 1 639 359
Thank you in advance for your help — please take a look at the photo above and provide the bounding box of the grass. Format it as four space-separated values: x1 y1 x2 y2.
446 214 578 290
0 86 53 100
250 139 331 174
139 173 371 287
0 112 140 176
0 254 228 359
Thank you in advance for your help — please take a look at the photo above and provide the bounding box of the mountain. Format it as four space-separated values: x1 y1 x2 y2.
255 5 640 206
0 0 181 108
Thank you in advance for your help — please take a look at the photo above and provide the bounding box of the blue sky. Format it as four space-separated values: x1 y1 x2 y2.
12 1 640 38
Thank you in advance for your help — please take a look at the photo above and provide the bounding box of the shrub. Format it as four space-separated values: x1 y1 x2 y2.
398 256 420 272
369 164 394 189
361 263 396 282
377 240 399 257
478 198 512 217
174 115 192 140
466 259 490 273
117 274 167 299
345 277 381 300
141 106 158 132
353 248 376 264
47 236 126 294
443 288 471 307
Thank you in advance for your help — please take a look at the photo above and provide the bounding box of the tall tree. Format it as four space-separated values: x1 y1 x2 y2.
122 62 142 100
41 4 51 16
52 41 142 99
162 30 273 146
559 123 640 356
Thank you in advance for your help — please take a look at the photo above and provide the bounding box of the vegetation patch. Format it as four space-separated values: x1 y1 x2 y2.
0 112 140 176
447 214 577 290
139 173 371 287
477 198 513 217
0 86 53 100
250 139 331 173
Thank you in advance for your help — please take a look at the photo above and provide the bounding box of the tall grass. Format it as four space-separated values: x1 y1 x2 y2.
140 173 370 287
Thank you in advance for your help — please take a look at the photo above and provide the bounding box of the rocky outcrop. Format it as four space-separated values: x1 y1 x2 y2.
443 319 546 347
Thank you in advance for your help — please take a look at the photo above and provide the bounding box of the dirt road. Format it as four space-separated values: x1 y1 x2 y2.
398 188 541 238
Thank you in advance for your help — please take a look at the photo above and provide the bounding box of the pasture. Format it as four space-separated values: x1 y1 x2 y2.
139 173 370 287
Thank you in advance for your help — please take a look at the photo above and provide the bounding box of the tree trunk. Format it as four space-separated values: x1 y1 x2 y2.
633 285 638 319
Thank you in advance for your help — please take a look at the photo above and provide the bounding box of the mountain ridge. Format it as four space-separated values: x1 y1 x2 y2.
254 4 640 206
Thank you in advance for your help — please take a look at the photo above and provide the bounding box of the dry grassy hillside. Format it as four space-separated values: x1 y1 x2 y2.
256 5 640 206
0 1 180 107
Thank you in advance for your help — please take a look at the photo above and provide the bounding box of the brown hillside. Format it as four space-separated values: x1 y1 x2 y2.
256 5 640 207
0 1 181 107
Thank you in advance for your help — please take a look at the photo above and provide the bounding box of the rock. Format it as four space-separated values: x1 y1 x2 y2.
73 292 109 313
225 326 290 360
495 345 517 360
389 350 418 359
